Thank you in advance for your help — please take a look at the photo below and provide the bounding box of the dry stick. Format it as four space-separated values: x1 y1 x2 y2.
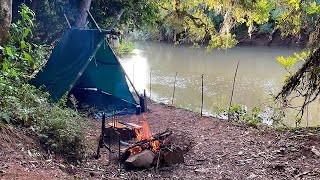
155 149 161 173
201 74 204 116
172 72 178 105
228 60 240 120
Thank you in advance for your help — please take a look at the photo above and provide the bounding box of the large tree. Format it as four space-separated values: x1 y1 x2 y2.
74 0 93 29
0 0 12 46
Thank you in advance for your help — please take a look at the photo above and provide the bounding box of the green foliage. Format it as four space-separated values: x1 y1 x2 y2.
13 0 78 45
206 33 238 51
258 23 274 34
36 106 87 161
92 0 160 30
1 4 51 78
113 41 135 57
224 104 264 126
0 4 88 162
276 51 310 75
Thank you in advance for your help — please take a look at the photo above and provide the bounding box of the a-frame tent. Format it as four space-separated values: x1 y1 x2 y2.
31 29 140 115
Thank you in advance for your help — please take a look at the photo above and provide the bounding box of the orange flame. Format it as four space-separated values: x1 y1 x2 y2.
129 146 142 155
151 140 160 153
134 114 152 141
130 114 161 154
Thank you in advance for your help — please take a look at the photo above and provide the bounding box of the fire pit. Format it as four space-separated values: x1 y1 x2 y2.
96 113 188 169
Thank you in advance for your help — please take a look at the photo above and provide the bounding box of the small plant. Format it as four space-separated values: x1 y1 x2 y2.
222 104 264 126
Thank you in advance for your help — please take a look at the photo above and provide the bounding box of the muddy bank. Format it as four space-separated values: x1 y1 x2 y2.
1 102 320 179
237 31 308 47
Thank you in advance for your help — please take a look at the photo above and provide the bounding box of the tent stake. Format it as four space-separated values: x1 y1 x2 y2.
172 72 178 105
228 60 240 120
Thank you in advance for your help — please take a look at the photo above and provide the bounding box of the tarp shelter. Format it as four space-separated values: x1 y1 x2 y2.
31 29 140 115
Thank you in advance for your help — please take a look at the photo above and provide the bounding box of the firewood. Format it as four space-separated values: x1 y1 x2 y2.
125 150 155 169
121 129 173 159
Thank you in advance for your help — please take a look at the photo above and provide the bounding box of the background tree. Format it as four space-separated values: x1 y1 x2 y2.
0 0 12 46
74 0 93 29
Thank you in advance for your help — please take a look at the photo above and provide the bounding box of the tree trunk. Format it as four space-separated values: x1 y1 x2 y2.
0 0 12 46
74 0 92 29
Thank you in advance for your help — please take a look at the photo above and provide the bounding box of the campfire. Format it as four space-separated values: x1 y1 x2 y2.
96 113 187 169
120 114 184 169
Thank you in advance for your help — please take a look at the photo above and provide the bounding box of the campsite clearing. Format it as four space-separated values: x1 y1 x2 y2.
1 101 320 179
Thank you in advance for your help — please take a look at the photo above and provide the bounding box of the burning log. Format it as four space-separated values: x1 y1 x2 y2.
125 150 155 168
120 129 173 162
116 114 191 169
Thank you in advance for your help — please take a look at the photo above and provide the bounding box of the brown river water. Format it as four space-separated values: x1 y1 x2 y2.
120 41 319 127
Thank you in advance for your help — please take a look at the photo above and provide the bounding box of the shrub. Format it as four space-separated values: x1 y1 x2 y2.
0 4 89 162
113 41 135 57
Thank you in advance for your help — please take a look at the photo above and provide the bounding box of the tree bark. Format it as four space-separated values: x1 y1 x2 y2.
0 0 12 46
74 0 92 29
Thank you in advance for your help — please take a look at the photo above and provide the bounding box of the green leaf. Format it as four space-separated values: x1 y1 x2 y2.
276 56 297 68
5 47 13 57
23 51 33 65
23 28 32 38
28 43 32 52
20 40 26 49
0 112 11 124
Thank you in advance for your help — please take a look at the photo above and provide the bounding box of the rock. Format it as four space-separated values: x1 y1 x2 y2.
125 150 155 169
59 164 66 169
0 169 6 175
194 168 212 174
247 173 257 179
311 146 320 157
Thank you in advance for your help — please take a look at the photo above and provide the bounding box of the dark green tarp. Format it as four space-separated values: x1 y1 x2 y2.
31 29 138 114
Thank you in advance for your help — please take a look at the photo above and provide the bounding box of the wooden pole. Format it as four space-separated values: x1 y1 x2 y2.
86 10 101 32
228 60 240 120
201 74 204 116
63 14 71 28
133 64 135 86
171 72 178 105
306 105 309 127
149 68 152 99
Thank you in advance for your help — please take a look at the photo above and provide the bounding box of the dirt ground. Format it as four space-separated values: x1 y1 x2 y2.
1 102 320 179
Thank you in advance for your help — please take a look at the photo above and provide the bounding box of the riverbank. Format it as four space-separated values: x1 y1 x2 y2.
1 101 320 179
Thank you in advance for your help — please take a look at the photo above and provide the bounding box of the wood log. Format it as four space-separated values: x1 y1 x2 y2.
125 150 155 169
120 129 172 162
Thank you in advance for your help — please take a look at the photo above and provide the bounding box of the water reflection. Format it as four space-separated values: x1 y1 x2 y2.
119 41 318 126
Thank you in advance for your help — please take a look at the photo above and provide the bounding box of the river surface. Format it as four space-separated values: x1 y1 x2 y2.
120 41 319 126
